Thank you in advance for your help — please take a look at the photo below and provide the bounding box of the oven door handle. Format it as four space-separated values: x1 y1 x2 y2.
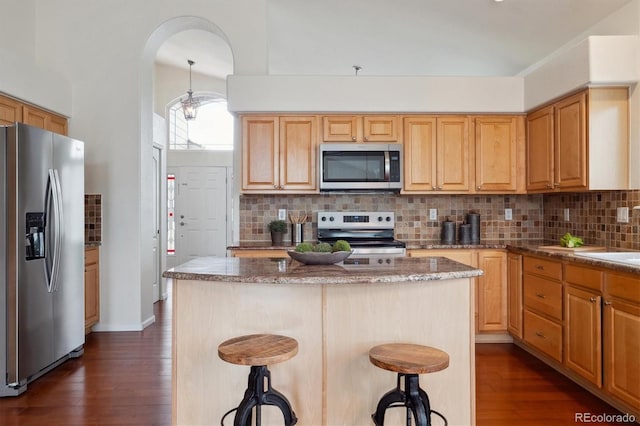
384 151 391 182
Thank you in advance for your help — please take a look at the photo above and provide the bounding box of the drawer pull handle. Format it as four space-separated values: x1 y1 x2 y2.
535 265 545 270
536 293 546 299
535 331 546 339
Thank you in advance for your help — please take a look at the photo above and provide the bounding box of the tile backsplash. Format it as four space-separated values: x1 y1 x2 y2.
239 193 544 243
85 194 102 243
543 190 640 251
239 190 640 249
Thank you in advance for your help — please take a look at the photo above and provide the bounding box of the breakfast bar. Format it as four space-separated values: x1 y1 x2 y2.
164 256 483 426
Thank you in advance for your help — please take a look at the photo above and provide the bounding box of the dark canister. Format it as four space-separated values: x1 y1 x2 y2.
440 217 456 244
458 223 472 244
466 212 481 243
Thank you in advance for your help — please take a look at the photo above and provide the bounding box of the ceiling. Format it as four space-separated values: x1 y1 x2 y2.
155 0 633 79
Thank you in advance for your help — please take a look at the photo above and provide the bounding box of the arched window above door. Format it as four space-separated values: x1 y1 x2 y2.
168 96 234 151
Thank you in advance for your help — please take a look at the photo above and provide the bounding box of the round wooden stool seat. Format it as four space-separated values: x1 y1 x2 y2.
218 334 298 366
369 343 449 375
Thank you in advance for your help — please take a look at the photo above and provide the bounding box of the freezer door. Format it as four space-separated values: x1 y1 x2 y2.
13 124 55 383
51 133 85 360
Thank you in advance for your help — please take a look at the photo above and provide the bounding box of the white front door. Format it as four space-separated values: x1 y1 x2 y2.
173 166 228 265
151 146 161 302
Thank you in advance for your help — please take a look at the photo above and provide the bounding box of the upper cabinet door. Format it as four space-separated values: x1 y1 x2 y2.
242 116 279 191
0 95 23 125
403 116 437 191
279 116 317 191
474 116 521 192
322 116 359 142
362 115 399 142
526 105 554 192
437 116 470 191
555 91 587 190
23 105 68 135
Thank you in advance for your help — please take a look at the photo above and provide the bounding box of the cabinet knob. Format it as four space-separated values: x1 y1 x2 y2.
477 185 482 190
546 183 553 189
364 137 369 141
273 184 279 189
432 186 437 190
604 300 612 306
437 185 443 190
351 136 357 141
589 297 597 303
553 182 559 188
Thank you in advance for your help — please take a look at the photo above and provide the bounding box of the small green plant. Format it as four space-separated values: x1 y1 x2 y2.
332 240 351 252
295 242 314 252
313 242 333 252
268 220 287 233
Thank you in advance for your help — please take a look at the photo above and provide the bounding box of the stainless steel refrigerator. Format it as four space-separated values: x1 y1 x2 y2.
0 123 85 397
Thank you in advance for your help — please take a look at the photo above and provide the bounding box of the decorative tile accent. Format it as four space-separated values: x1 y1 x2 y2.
239 194 544 243
239 190 640 249
543 190 640 251
85 194 102 243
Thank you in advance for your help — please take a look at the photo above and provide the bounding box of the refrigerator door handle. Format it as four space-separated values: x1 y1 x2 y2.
44 170 54 292
44 169 63 292
51 169 63 292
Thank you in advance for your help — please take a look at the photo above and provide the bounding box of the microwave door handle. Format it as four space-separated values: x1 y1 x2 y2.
384 151 390 182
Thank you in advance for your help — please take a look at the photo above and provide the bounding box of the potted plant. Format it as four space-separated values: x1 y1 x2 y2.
268 219 287 246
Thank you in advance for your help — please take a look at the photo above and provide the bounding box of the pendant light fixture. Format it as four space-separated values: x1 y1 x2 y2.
181 59 200 121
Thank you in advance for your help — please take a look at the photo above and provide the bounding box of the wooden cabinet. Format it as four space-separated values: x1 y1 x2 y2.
403 116 470 192
84 247 100 334
0 95 23 125
477 250 508 333
473 115 525 193
564 264 603 387
241 115 318 193
0 94 67 134
522 255 563 362
322 115 399 142
526 88 629 192
603 270 640 410
507 252 523 339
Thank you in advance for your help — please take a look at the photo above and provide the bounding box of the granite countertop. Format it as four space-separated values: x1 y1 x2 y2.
163 256 484 285
229 239 639 275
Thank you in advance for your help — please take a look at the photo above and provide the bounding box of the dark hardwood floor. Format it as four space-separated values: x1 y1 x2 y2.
0 285 628 425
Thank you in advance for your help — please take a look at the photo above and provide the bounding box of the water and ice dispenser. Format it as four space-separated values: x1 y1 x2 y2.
25 212 45 260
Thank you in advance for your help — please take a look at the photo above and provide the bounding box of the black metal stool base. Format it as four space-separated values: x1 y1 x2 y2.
371 373 447 426
226 365 298 426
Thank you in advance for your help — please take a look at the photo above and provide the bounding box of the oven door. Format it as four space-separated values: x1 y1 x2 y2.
320 143 402 191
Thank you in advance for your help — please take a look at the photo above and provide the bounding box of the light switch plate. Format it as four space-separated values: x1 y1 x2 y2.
617 207 629 223
429 209 438 221
278 209 287 220
504 208 512 221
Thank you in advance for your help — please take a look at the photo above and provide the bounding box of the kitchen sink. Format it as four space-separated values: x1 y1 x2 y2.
574 252 640 268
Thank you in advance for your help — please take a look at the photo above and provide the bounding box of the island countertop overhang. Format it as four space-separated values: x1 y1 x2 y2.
163 256 483 285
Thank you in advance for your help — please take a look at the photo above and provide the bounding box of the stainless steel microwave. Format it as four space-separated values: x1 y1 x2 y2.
319 143 403 192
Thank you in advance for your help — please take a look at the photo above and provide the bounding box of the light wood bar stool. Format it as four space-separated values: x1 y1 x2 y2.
218 334 298 426
369 343 449 426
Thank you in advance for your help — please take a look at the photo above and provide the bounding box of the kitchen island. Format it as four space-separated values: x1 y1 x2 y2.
164 256 483 426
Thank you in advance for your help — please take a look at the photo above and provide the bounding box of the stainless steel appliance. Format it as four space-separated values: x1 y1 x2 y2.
319 143 402 192
317 211 406 260
1 123 85 397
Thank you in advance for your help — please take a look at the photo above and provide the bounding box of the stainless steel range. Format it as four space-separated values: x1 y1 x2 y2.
317 211 406 257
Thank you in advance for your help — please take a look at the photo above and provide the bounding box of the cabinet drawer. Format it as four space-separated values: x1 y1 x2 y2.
523 256 562 281
564 263 603 292
523 273 562 320
605 271 640 304
524 309 562 362
85 247 99 265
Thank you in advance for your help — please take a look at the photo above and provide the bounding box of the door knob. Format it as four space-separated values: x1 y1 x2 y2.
180 222 186 226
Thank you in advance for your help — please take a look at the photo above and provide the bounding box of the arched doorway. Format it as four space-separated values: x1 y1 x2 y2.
141 17 234 317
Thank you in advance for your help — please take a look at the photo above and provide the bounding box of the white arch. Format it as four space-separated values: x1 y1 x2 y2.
138 16 234 324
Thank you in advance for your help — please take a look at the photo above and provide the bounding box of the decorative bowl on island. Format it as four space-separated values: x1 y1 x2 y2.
287 250 352 265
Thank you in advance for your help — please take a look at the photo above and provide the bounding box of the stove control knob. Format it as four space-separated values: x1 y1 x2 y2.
377 258 384 265
329 216 335 222
386 216 391 222
377 216 383 222
320 216 326 222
